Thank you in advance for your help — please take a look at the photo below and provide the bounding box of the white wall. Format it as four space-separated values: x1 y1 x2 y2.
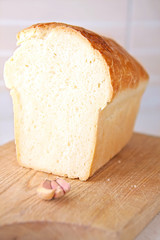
0 0 160 144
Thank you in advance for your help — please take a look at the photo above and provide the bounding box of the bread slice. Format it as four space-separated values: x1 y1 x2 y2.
4 23 149 180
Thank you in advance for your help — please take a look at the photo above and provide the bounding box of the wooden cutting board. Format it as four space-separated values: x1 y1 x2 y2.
0 133 160 240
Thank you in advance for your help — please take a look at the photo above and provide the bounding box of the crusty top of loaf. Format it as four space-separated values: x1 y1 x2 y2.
17 22 149 98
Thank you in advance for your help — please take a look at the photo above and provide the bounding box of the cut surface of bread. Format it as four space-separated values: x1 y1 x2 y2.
4 23 149 180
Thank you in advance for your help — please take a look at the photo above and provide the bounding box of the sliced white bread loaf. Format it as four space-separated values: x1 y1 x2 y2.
4 23 149 180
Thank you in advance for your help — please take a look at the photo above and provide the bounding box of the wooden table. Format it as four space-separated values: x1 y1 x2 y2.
0 133 160 240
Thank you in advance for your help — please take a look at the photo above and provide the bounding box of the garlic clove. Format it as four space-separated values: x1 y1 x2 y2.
54 185 64 199
56 178 71 193
37 184 55 200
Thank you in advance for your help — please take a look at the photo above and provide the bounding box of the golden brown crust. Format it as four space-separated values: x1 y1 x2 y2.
17 22 149 98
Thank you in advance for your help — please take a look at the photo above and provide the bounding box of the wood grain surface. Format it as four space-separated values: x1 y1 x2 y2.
0 133 160 240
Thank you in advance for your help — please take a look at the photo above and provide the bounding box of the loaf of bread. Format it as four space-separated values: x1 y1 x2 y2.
4 22 149 180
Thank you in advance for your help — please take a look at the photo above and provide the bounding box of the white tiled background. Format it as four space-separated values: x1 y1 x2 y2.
0 0 160 239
